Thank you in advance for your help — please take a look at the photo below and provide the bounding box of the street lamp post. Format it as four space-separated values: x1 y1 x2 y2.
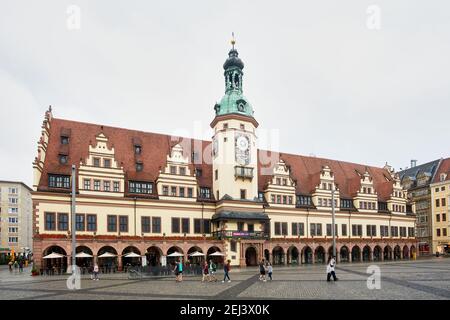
331 187 336 259
71 165 76 273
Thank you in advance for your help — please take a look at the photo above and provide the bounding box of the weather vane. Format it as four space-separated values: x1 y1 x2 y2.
231 32 236 49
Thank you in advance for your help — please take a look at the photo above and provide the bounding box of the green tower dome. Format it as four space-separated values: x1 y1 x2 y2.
213 43 255 119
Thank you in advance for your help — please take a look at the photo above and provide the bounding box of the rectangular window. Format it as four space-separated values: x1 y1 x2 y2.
327 224 332 236
352 224 362 236
119 216 128 232
152 217 161 233
342 224 347 236
162 185 169 196
443 213 447 221
316 223 322 236
442 198 447 207
107 215 117 232
437 229 441 237
104 159 111 168
182 218 190 234
372 225 377 237
84 179 91 190
281 222 288 235
437 214 441 222
194 219 202 234
179 187 185 197
129 181 153 194
87 214 97 232
271 195 275 203
310 223 316 236
292 222 298 236
170 166 177 174
172 217 180 233
288 196 293 205
215 169 218 180
237 221 244 231
94 180 101 191
203 219 211 234
400 227 407 237
231 240 237 252
142 217 151 233
240 189 246 199
8 208 18 214
76 214 85 231
179 167 186 175
436 199 440 207
104 181 110 192
113 181 120 192
188 188 193 198
199 187 211 199
277 195 281 204
443 228 448 237
283 195 287 204
170 186 177 196
93 158 100 167
299 222 305 236
274 222 281 235
247 223 254 232
48 175 70 188
57 213 68 231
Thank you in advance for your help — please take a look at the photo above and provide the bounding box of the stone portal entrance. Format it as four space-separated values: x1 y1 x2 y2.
245 247 257 266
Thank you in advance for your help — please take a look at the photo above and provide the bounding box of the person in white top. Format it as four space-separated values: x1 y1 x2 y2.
93 264 99 281
326 256 338 282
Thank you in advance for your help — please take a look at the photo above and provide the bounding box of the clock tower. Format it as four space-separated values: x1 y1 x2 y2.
210 37 259 201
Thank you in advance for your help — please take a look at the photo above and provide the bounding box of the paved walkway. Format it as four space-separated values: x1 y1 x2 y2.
0 258 449 300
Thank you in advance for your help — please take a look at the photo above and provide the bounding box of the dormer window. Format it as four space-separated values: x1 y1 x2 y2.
59 154 68 165
135 145 142 155
170 166 177 174
367 187 371 194
136 162 143 172
441 173 447 182
93 158 100 167
61 136 69 145
179 167 186 176
104 159 111 168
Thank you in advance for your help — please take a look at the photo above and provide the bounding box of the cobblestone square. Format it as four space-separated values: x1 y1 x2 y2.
1 258 449 300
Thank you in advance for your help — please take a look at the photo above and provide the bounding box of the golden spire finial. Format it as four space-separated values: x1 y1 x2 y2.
231 32 236 49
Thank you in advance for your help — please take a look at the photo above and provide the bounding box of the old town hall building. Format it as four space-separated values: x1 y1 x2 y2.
31 42 417 271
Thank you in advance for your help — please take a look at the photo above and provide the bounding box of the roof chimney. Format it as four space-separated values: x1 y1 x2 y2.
411 159 417 168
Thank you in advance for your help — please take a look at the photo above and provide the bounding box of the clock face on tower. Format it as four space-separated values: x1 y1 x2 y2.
235 133 250 165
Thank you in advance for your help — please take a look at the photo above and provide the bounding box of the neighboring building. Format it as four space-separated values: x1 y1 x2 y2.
399 159 441 256
430 158 450 255
32 42 417 270
0 181 33 260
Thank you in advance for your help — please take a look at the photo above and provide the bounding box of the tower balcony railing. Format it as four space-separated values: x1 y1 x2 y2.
234 166 253 179
212 230 269 240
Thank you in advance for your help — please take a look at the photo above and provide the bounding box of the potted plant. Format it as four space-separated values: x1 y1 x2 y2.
31 263 39 276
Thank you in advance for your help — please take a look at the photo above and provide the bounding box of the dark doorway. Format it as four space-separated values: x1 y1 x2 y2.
245 247 257 266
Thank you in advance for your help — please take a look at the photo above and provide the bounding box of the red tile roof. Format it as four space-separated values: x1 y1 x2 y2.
433 158 450 183
38 117 395 201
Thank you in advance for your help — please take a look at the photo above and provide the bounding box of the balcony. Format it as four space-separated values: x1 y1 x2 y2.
212 230 269 240
234 166 253 180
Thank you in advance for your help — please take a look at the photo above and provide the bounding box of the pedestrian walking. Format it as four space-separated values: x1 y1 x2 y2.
92 263 99 281
18 260 24 273
175 259 183 282
8 261 13 272
259 259 266 282
222 260 231 283
13 260 18 273
326 256 338 282
267 262 273 281
209 259 218 282
202 261 210 282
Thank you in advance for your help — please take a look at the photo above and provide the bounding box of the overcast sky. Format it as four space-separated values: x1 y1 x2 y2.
1 0 449 188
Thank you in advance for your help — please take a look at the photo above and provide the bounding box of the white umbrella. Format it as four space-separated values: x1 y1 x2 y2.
124 252 141 258
189 251 205 257
75 252 93 258
98 252 117 258
167 252 184 257
43 252 65 259
209 251 225 256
